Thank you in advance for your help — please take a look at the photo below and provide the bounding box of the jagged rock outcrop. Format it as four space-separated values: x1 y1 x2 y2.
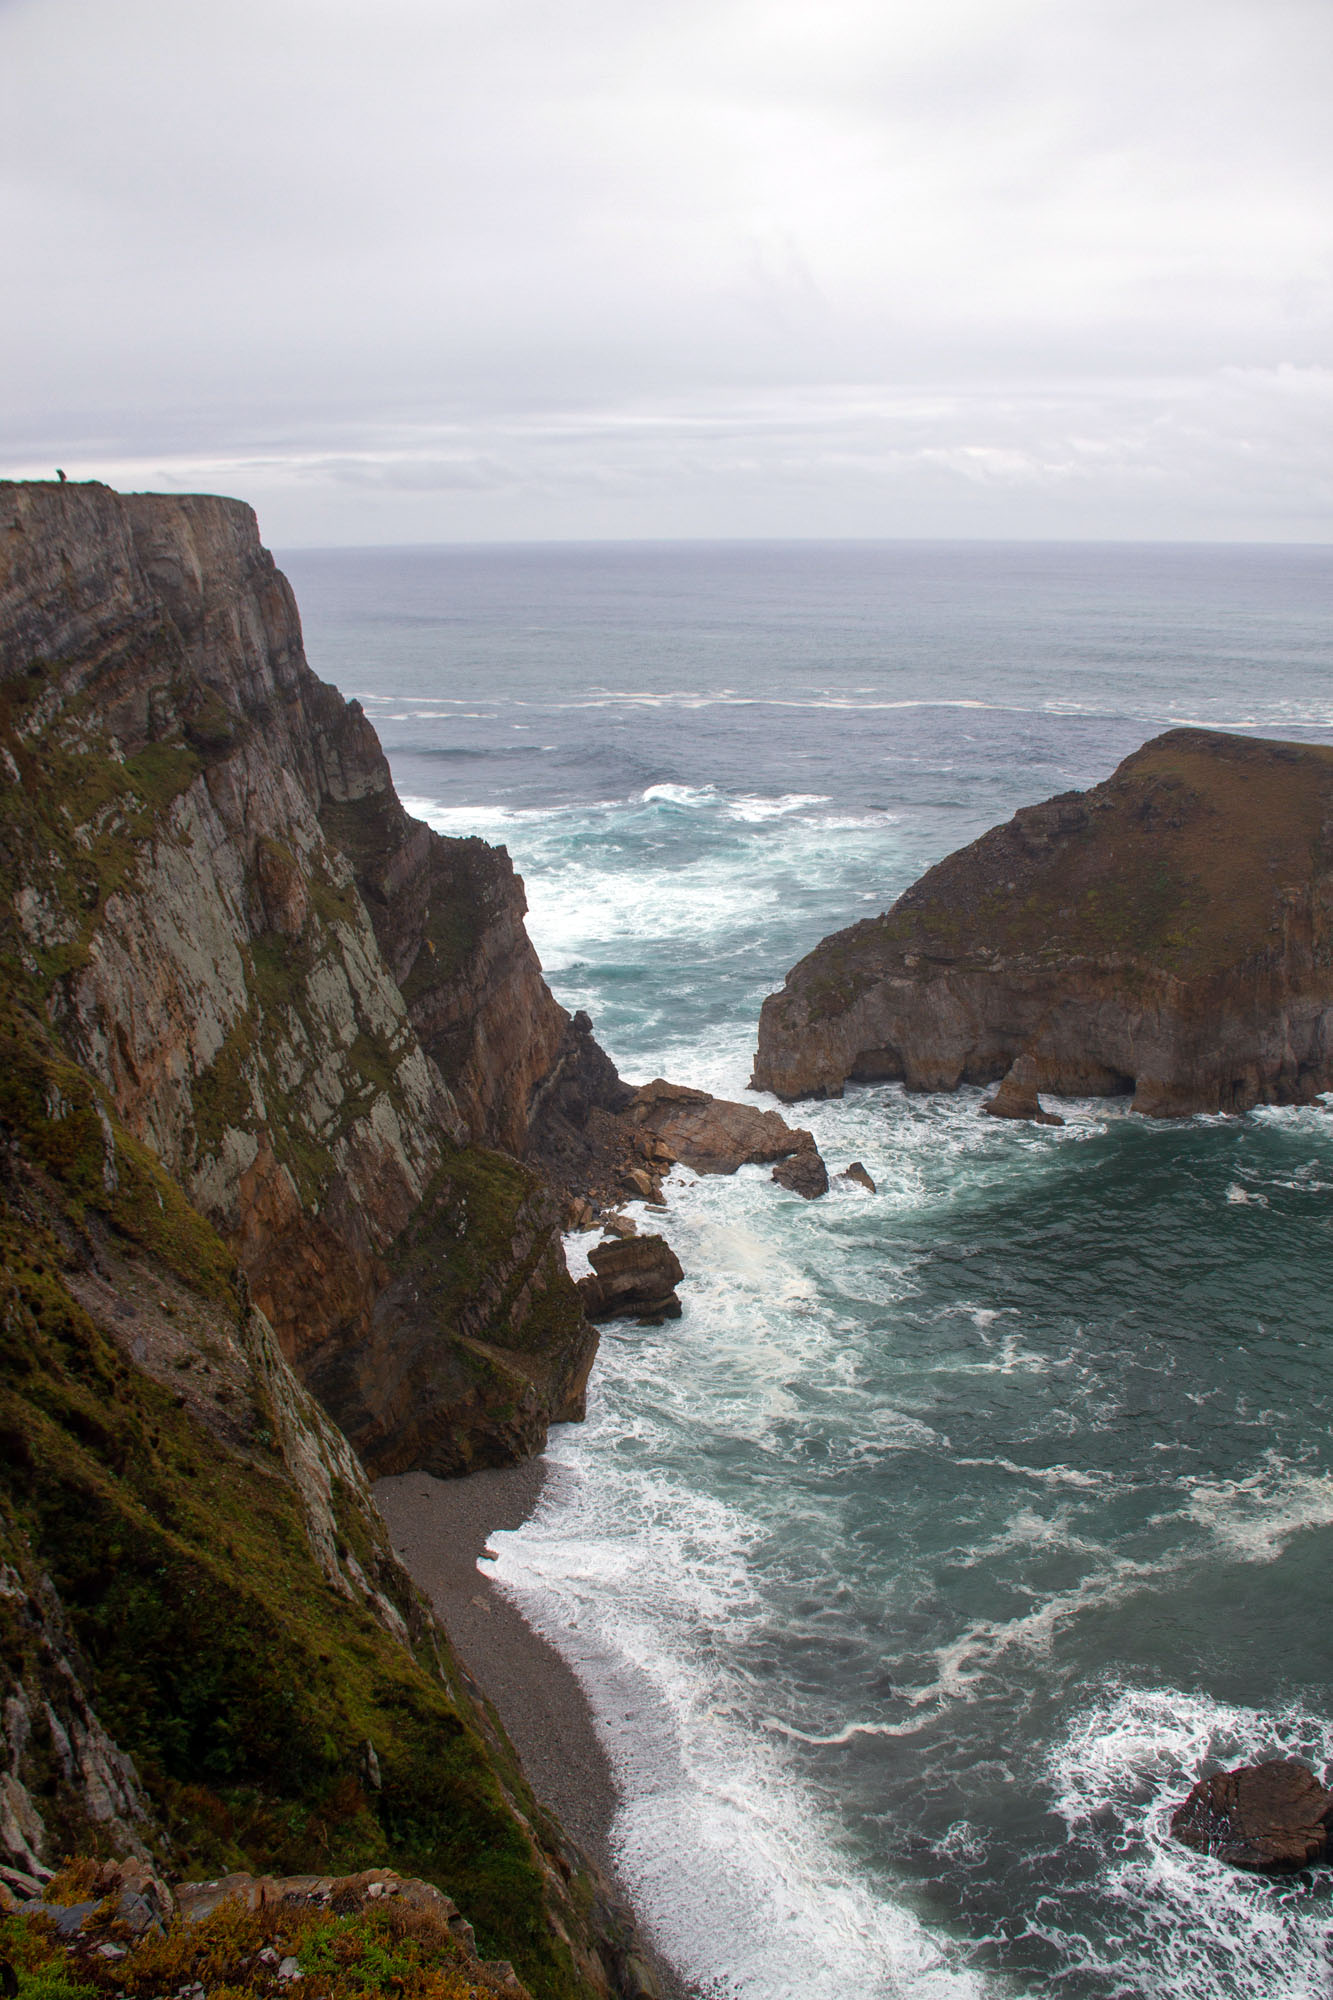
754 729 1333 1118
978 1052 1064 1126
1171 1760 1333 1871
526 1011 637 1204
0 480 669 1997
0 478 599 1471
577 1237 683 1323
770 1146 829 1198
624 1078 823 1179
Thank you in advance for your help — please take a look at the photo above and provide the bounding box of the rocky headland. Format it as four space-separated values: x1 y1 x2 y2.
754 728 1333 1119
0 480 689 1998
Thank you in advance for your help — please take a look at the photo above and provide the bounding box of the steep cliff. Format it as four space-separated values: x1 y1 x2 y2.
754 729 1333 1117
0 478 596 1474
0 1000 650 1997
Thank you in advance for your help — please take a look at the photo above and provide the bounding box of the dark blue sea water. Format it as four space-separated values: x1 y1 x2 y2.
283 541 1333 2000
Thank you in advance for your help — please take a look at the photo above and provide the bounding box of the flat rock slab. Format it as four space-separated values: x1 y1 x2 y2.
1171 1759 1333 1871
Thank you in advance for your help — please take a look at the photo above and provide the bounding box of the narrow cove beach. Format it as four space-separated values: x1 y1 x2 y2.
374 1464 622 1872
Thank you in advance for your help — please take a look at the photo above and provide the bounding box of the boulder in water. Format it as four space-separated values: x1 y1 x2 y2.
627 1079 820 1176
578 1235 684 1322
1170 1759 1333 1871
980 1054 1064 1126
771 1145 829 1199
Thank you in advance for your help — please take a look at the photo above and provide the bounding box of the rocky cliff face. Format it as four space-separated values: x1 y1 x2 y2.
0 479 597 1474
0 1006 649 1996
754 728 1333 1118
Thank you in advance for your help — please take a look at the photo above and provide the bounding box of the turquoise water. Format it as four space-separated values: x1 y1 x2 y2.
285 542 1333 2000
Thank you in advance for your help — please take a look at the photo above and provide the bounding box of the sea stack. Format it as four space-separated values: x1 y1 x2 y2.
753 728 1333 1119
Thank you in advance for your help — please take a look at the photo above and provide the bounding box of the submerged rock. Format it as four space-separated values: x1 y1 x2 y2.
1170 1759 1333 1871
578 1236 684 1322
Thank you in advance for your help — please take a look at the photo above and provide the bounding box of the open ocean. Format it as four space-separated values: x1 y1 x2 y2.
282 540 1333 2000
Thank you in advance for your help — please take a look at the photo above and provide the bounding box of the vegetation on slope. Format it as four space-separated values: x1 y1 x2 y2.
0 1001 603 2000
886 729 1333 978
1 1884 497 2000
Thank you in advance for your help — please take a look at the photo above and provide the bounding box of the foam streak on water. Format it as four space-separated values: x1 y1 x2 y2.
282 541 1333 2000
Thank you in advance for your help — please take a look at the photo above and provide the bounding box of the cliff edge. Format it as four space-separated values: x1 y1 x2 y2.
0 479 668 1996
0 479 598 1474
754 728 1333 1118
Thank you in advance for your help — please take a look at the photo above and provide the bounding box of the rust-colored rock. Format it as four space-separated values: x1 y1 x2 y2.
840 1161 876 1191
755 730 1333 1119
578 1236 683 1322
1170 1760 1333 1871
627 1077 822 1175
771 1145 829 1198
980 1054 1064 1125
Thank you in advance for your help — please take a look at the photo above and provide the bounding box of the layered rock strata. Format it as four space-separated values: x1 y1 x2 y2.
0 479 599 1472
754 729 1333 1118
577 1237 684 1323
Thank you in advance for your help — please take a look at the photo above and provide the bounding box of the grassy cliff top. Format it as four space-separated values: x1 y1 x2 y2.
848 728 1333 984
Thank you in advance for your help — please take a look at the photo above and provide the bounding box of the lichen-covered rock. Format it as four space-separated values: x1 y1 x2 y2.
754 729 1333 1118
0 1547 152 1876
6 1854 663 2000
0 480 667 1997
0 1021 653 1997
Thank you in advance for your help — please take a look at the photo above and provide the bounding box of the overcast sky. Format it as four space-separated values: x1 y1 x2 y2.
2 0 1330 544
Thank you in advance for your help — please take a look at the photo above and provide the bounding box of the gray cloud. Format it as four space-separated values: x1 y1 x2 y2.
2 0 1330 540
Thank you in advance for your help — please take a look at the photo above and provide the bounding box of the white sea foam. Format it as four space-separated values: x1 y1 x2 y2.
388 669 1333 2000
1225 1182 1269 1207
402 784 905 980
952 1456 1110 1492
900 1554 1183 1709
493 1459 988 2000
1182 1451 1333 1562
1048 1687 1333 2000
953 1503 1092 1567
640 782 834 821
